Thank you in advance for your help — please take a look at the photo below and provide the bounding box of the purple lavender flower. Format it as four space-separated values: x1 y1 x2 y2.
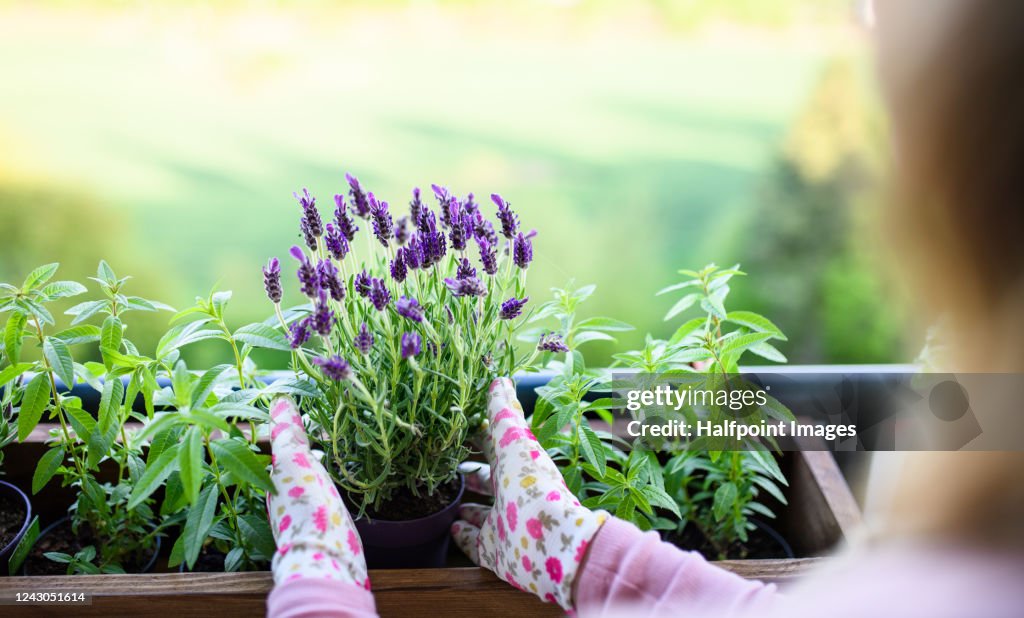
346 173 371 219
333 194 359 242
324 224 350 261
369 278 391 311
538 332 569 353
404 236 423 270
289 318 312 348
500 296 529 320
409 187 424 227
355 269 372 298
401 332 422 359
390 250 408 283
395 216 411 245
415 203 434 231
449 211 474 251
492 194 518 239
477 238 498 275
353 322 374 354
317 259 345 301
513 232 533 269
419 216 447 268
295 188 323 249
290 246 320 297
473 216 498 246
311 291 334 336
369 193 393 246
463 192 478 214
431 184 453 227
313 355 352 381
456 257 476 280
395 295 424 323
263 257 282 303
444 276 487 297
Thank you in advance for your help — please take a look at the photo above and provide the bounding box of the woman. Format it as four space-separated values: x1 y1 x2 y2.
265 1 1024 616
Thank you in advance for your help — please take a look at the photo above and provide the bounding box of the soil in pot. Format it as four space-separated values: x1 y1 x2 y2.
23 519 160 575
359 476 462 521
668 519 794 560
0 492 28 554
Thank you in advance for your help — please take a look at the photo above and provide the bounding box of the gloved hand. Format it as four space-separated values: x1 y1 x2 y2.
451 378 608 610
267 397 369 589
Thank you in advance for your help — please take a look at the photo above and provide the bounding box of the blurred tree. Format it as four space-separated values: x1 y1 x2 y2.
737 57 909 364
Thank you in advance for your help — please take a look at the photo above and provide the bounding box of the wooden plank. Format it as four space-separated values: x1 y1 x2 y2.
0 559 825 617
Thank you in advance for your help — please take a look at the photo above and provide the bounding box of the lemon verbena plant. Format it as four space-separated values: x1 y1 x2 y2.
264 176 541 514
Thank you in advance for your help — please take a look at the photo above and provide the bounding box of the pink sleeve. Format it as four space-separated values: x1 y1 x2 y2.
267 577 378 618
575 517 780 617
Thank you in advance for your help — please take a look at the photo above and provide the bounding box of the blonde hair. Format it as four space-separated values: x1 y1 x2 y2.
873 0 1024 548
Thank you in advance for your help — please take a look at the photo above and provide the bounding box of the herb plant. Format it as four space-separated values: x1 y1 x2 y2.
266 177 537 514
1 261 176 573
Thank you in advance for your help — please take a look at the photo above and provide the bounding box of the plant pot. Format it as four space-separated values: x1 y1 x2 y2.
354 475 466 569
0 480 32 565
23 517 161 575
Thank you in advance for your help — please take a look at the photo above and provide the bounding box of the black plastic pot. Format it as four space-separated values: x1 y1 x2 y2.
752 518 794 559
353 475 466 569
0 480 32 564
24 517 161 575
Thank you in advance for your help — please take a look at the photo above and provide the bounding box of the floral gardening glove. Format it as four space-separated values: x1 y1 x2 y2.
267 397 370 589
451 378 608 611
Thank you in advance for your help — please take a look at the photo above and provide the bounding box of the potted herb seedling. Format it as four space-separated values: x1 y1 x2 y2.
1 261 179 574
265 177 538 567
0 398 33 571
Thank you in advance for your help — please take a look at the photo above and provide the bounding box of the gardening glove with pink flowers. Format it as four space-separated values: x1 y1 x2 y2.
451 378 608 611
267 396 369 589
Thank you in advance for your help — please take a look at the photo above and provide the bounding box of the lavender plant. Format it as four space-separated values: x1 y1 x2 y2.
266 177 538 513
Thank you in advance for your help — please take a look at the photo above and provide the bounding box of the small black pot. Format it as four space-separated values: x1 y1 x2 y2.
353 476 466 569
24 517 161 575
0 480 32 564
751 518 794 559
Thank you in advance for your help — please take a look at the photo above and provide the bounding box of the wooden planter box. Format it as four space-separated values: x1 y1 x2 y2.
0 426 860 616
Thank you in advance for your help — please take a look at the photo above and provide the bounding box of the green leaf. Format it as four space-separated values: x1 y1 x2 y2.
7 516 39 575
33 447 64 494
748 341 787 363
64 406 97 444
90 377 125 468
128 442 181 509
186 409 232 434
0 363 31 388
640 485 682 518
577 423 606 478
65 300 107 325
725 311 787 341
232 323 290 352
43 337 75 387
664 293 699 321
720 332 774 357
51 325 102 346
701 289 728 320
238 514 276 559
210 403 269 422
655 279 701 296
100 316 123 367
4 313 27 363
190 364 232 409
22 263 59 291
574 317 634 332
712 482 738 522
182 485 219 568
179 426 205 506
97 260 117 285
17 373 50 441
39 281 87 301
210 438 273 492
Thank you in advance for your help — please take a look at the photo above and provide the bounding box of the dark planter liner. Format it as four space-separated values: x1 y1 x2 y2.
24 517 161 575
354 475 466 569
752 519 794 559
0 480 32 565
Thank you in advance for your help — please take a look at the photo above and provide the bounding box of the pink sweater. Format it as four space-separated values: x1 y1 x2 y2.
267 517 1024 618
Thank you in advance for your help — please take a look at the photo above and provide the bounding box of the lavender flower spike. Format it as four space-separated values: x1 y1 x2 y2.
401 331 422 359
317 259 345 301
289 318 312 348
295 188 323 250
477 238 498 275
409 187 424 227
290 246 320 297
390 249 408 283
369 193 394 247
263 257 282 303
313 355 352 381
346 173 371 219
492 193 518 239
499 296 529 320
444 276 487 297
513 232 533 270
538 332 569 353
456 257 476 280
355 269 372 297
353 322 374 354
396 295 424 323
369 278 391 311
333 194 359 241
395 216 411 245
324 223 350 261
311 291 335 337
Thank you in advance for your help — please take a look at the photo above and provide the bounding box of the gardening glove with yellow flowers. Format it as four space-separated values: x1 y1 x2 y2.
452 378 608 611
267 396 370 589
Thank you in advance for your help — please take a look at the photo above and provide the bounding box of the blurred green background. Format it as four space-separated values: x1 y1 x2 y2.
0 0 912 367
